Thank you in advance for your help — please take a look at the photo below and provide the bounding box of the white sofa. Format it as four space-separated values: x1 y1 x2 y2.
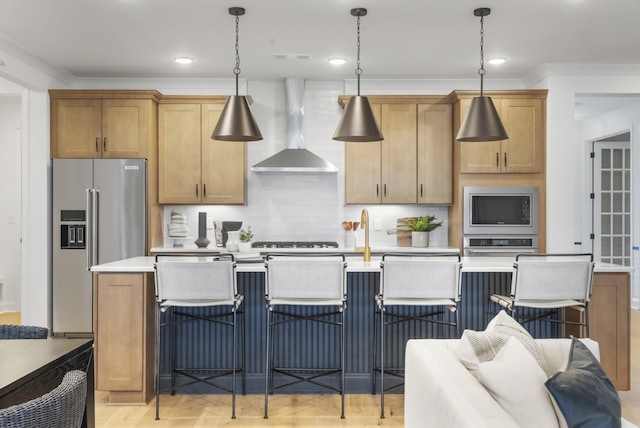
405 338 637 428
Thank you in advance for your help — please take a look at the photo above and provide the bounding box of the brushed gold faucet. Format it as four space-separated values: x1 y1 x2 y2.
360 208 371 261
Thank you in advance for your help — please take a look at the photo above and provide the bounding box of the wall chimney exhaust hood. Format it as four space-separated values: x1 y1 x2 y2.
251 77 338 173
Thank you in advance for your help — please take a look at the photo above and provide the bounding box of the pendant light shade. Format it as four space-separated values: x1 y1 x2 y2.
212 7 263 142
213 95 263 141
456 96 508 142
333 95 382 142
332 8 383 142
456 7 508 142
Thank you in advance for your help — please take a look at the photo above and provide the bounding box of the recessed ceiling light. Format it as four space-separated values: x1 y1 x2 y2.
487 57 506 65
328 58 346 66
174 57 194 64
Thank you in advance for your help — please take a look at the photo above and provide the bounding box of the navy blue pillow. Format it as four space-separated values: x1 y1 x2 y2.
545 338 621 428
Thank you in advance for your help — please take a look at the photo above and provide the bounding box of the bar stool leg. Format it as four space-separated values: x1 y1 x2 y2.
170 308 176 396
380 306 385 419
241 309 247 395
264 308 271 419
231 308 237 419
155 305 161 420
371 304 378 395
341 310 345 419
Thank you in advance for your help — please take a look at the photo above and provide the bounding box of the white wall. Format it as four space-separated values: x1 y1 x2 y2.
0 96 21 312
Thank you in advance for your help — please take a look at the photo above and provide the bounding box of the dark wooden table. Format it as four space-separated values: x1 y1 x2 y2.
0 338 94 428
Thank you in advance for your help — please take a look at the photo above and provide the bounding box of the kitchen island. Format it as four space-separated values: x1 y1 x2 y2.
91 251 631 404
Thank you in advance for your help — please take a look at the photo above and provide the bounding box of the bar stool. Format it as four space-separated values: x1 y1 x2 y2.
490 253 594 337
373 253 462 419
154 255 245 420
263 253 347 419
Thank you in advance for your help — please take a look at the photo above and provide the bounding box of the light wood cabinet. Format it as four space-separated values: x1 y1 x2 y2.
50 91 159 159
578 272 630 390
341 96 452 205
457 95 545 174
94 272 156 404
417 103 453 204
158 100 246 205
448 90 548 253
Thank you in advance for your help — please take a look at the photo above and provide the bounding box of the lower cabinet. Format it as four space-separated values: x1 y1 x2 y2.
94 272 156 404
565 271 630 390
588 272 630 390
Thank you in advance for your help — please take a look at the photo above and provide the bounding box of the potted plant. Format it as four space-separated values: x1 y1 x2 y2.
238 227 254 252
403 215 442 247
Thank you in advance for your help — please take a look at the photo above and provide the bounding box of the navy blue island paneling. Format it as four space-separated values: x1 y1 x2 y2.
157 270 558 394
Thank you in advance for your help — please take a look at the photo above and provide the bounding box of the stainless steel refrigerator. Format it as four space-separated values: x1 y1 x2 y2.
52 158 147 335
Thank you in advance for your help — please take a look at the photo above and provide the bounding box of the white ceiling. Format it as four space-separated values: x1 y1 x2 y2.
2 0 640 119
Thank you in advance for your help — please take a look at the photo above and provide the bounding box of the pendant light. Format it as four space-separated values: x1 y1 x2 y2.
212 7 263 142
332 8 384 142
456 7 508 142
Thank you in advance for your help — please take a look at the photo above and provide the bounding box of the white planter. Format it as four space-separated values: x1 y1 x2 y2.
238 241 252 252
411 231 429 247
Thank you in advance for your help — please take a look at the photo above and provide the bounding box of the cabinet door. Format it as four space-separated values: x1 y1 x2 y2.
500 98 543 173
417 103 452 204
52 99 102 158
381 103 417 203
101 99 149 159
96 273 144 391
201 104 246 204
344 103 382 204
458 97 502 173
158 104 202 204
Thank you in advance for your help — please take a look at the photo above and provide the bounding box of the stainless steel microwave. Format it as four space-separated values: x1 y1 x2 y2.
463 186 539 235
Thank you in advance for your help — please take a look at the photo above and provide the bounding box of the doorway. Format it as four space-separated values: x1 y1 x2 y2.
0 95 22 312
592 133 632 266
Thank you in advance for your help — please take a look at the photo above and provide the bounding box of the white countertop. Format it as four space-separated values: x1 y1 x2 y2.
91 255 632 274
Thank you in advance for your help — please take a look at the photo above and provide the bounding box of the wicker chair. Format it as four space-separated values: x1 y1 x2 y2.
0 324 48 339
0 370 87 428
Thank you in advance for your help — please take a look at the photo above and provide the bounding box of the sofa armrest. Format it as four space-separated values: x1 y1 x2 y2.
405 339 519 428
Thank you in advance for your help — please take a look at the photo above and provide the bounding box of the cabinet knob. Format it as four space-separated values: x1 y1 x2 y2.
504 152 507 167
96 137 100 152
420 184 423 197
103 138 107 151
376 184 379 197
203 184 206 198
495 152 499 167
195 184 199 197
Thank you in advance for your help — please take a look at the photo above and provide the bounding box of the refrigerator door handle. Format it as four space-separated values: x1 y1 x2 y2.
86 189 93 270
92 189 99 267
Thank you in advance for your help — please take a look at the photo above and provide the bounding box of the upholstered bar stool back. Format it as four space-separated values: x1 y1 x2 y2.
264 253 347 419
490 253 594 338
154 255 244 420
374 253 462 419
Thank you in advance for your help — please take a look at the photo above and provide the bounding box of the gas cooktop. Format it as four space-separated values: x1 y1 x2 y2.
251 241 340 249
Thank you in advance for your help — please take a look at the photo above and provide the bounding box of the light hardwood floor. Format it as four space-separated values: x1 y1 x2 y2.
1 310 639 426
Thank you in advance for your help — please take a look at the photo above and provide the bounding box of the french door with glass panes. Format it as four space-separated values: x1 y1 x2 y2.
593 141 631 266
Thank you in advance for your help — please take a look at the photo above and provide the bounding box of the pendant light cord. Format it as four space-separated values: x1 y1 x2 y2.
355 14 362 96
234 14 241 96
478 14 485 97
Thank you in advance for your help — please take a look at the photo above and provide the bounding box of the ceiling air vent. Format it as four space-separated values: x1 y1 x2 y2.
273 53 312 60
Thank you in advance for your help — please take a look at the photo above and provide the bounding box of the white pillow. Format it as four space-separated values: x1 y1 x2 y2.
477 337 560 428
457 310 551 376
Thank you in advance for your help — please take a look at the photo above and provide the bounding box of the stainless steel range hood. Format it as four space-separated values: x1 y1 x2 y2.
251 77 338 173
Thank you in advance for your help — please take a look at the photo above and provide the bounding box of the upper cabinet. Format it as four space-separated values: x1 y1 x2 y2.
454 91 546 174
417 103 453 203
158 98 246 205
340 96 452 205
49 90 160 159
